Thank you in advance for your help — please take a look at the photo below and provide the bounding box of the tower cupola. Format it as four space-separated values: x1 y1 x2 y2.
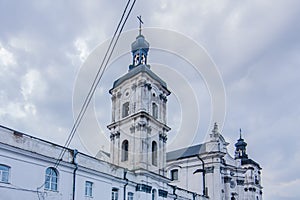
235 129 248 159
129 16 150 70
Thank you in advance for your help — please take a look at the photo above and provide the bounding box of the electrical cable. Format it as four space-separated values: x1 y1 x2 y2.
34 2 137 196
54 0 132 168
53 0 136 169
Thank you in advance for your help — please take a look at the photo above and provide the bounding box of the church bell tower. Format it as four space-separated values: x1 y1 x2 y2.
107 21 171 174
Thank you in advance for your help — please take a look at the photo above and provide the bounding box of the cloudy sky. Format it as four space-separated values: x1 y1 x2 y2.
1 1 300 200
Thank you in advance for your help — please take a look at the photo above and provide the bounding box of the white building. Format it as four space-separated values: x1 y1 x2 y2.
166 124 263 200
0 30 262 200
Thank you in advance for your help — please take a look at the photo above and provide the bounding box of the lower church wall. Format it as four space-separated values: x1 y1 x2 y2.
0 126 208 200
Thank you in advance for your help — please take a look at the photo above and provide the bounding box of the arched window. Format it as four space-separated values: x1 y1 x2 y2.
0 164 10 183
152 103 158 119
122 102 130 118
152 141 157 166
121 140 129 161
141 53 146 64
134 54 140 66
152 189 157 200
45 167 58 191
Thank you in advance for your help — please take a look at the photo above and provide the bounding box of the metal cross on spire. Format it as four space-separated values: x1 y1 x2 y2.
137 15 143 35
239 128 242 139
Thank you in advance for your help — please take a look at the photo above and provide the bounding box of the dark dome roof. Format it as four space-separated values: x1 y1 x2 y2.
235 138 247 148
131 35 149 52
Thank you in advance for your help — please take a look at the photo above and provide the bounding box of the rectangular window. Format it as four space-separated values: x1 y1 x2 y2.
136 184 151 193
171 169 178 181
112 188 118 200
152 103 158 119
0 165 10 183
85 181 93 197
158 189 168 198
152 141 157 166
121 140 129 162
128 192 134 200
122 102 130 118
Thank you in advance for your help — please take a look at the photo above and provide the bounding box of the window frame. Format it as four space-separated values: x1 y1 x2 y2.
127 192 134 200
170 169 179 181
152 189 157 200
0 164 10 183
151 141 158 166
121 140 129 162
112 187 119 200
85 181 93 197
122 102 130 118
44 167 58 191
152 103 158 119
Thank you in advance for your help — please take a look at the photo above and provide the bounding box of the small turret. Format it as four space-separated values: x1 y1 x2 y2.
235 129 248 159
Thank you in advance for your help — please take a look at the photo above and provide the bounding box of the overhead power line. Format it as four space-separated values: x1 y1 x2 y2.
53 0 137 169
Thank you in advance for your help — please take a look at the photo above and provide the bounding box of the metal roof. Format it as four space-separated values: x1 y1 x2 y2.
109 64 170 94
166 144 205 161
241 158 262 169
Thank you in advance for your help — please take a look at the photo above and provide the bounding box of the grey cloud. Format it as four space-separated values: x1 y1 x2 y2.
1 1 300 200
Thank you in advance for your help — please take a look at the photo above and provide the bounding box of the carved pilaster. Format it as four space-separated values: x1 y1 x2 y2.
159 93 167 102
144 83 152 90
159 132 167 143
110 133 114 141
115 131 120 138
110 131 120 140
